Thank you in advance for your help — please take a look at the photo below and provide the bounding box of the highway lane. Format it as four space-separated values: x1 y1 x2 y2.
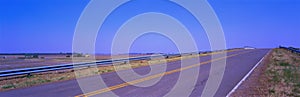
0 49 269 97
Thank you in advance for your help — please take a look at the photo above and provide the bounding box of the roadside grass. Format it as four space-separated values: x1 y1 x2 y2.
1 83 16 89
264 49 300 96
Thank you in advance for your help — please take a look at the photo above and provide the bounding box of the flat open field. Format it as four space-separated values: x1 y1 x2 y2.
0 54 144 70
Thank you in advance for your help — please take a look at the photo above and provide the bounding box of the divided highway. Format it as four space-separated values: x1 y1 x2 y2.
0 49 270 97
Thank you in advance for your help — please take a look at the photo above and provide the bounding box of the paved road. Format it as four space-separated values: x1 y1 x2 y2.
0 49 270 97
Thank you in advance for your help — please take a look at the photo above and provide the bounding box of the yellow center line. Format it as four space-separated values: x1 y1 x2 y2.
114 49 241 72
94 49 240 77
75 49 250 97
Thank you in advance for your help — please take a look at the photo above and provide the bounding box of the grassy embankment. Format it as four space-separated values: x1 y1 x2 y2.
264 49 300 96
232 48 300 97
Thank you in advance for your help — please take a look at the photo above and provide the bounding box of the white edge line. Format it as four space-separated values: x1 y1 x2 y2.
226 50 271 97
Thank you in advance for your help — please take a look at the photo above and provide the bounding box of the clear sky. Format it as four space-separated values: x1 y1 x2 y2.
0 0 299 53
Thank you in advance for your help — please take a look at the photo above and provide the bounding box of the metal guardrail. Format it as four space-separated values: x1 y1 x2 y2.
279 46 300 54
0 54 183 77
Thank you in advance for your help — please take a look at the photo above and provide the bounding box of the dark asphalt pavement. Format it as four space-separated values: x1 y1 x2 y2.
0 49 270 97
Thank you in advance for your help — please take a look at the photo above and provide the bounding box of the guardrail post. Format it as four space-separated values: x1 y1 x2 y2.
26 73 32 78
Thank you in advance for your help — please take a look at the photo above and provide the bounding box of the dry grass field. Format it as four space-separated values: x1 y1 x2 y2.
0 54 144 70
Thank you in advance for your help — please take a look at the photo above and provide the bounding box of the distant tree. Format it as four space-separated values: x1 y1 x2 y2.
32 54 39 58
24 54 31 58
73 53 84 57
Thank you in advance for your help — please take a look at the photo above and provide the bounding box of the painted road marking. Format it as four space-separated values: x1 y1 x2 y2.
226 50 270 97
75 50 254 97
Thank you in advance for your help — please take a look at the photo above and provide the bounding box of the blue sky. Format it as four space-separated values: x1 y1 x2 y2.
0 0 299 53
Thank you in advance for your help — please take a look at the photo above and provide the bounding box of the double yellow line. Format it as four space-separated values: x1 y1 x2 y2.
75 49 250 97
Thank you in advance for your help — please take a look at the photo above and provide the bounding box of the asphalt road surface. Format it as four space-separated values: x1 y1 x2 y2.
0 49 270 97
